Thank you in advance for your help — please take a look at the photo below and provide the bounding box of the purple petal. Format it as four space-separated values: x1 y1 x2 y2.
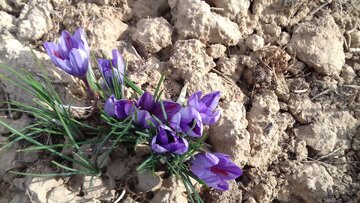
134 110 155 128
137 92 155 111
151 136 168 153
201 91 221 110
73 28 90 56
111 49 124 81
152 101 181 122
104 95 116 117
201 109 221 125
188 91 202 108
69 49 89 77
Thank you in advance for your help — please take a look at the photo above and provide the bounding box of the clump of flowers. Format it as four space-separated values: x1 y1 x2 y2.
0 28 242 203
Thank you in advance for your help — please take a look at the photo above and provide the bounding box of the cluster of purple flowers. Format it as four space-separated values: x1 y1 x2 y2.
44 28 242 191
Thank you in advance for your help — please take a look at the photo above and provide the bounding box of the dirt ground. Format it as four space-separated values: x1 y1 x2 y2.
0 0 360 202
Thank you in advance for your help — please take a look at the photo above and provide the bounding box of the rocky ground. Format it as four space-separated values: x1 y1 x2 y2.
0 0 360 202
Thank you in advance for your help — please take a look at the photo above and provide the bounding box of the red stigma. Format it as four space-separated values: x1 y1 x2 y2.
53 51 63 59
210 166 228 176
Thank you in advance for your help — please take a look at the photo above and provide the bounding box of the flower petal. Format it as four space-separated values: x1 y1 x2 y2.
69 49 89 77
201 91 221 110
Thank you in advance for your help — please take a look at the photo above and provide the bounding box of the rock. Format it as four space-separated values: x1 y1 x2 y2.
150 183 187 203
245 34 264 51
169 0 241 46
287 163 334 202
341 64 356 84
216 55 243 81
187 72 244 103
133 0 169 19
288 95 320 124
288 15 345 75
123 197 139 203
294 123 337 156
132 17 173 53
169 39 215 81
209 101 250 166
27 177 74 203
203 181 242 202
0 0 24 14
206 44 226 59
81 176 115 202
136 171 161 192
276 31 290 46
251 173 278 202
0 33 77 105
17 0 53 41
263 23 281 37
0 11 16 34
274 74 290 101
0 143 17 179
252 0 307 26
350 30 360 48
247 92 281 167
287 60 305 76
9 194 29 203
0 114 32 134
295 140 308 160
91 16 128 47
294 110 359 155
127 57 163 93
211 0 250 20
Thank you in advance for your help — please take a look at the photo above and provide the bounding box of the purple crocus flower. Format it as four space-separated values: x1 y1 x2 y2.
190 153 242 191
97 49 125 88
44 28 90 78
134 92 181 128
170 107 203 137
151 125 188 155
104 95 135 120
188 91 221 125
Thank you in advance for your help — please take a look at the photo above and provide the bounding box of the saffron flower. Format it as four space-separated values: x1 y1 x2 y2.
44 28 90 78
97 49 125 89
170 107 203 137
151 125 188 155
190 153 242 191
134 92 181 128
188 91 221 125
104 95 135 120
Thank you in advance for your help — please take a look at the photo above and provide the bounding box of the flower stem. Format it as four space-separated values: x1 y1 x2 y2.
82 78 98 111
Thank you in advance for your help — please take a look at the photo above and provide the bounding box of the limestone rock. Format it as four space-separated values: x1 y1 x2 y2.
132 17 173 53
17 0 53 41
0 11 16 34
350 30 360 48
293 110 359 155
245 34 264 51
287 163 334 202
169 39 215 81
133 0 169 19
91 16 128 47
211 0 250 20
209 101 250 166
81 176 115 202
288 15 345 75
341 64 356 84
247 92 281 167
0 143 17 179
206 44 226 59
216 55 243 81
169 0 241 46
0 33 77 105
187 72 244 103
27 178 74 203
136 171 161 192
